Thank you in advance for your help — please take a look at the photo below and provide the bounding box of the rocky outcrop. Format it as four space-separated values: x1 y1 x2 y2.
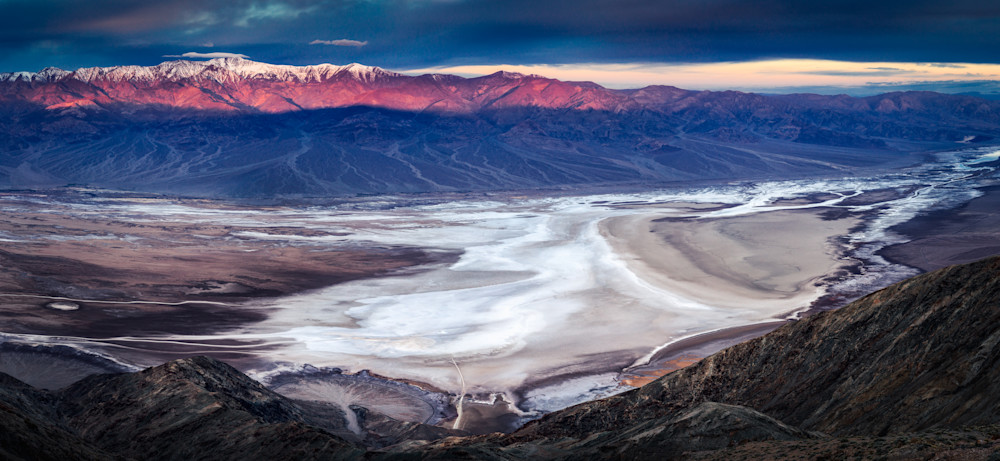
0 357 377 460
55 356 363 460
383 402 823 460
0 373 111 461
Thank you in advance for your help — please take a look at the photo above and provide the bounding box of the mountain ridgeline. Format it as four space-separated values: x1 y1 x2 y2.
2 58 1000 196
2 256 999 459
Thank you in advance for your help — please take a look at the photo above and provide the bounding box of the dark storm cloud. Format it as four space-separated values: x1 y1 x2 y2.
1 0 999 71
372 0 1000 64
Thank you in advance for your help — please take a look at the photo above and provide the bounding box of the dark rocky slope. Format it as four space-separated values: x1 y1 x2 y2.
381 402 826 460
0 357 460 460
0 373 111 461
55 356 365 460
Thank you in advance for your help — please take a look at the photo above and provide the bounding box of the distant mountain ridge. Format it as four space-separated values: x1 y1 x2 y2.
0 57 623 113
5 57 1000 117
2 58 1000 196
1 59 399 85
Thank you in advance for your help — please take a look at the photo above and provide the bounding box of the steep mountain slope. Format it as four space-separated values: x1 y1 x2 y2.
2 58 999 196
0 373 110 461
55 356 364 460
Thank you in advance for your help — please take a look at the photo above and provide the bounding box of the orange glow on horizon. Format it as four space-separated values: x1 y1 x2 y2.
400 59 1000 92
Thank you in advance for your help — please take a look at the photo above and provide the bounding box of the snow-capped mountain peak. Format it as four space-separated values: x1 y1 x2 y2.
0 67 71 83
0 58 402 85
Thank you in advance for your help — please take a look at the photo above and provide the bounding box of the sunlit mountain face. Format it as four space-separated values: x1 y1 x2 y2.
2 57 999 196
2 1 1000 459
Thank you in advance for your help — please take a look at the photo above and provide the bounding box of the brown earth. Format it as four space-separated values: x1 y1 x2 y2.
881 182 1000 271
0 195 454 342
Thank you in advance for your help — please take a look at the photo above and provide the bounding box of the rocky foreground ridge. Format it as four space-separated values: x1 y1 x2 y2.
3 256 1000 460
2 58 1000 196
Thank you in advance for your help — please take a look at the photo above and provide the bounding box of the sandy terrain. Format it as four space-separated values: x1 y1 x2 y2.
0 194 454 348
601 208 858 315
591 207 859 389
268 372 450 433
620 321 786 387
881 183 1000 271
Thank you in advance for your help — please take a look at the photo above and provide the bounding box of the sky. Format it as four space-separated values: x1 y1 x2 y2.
2 0 1000 94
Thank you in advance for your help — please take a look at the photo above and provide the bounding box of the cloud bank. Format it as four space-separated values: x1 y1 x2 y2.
163 51 249 59
310 39 367 47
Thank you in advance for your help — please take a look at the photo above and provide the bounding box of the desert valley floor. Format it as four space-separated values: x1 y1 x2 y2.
1 147 998 433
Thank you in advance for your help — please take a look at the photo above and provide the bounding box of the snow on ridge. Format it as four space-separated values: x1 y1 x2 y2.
0 58 403 85
335 62 400 83
0 71 38 83
0 67 71 83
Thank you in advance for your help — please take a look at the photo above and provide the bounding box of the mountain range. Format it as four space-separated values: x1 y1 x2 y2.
2 256 999 459
2 58 1000 196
